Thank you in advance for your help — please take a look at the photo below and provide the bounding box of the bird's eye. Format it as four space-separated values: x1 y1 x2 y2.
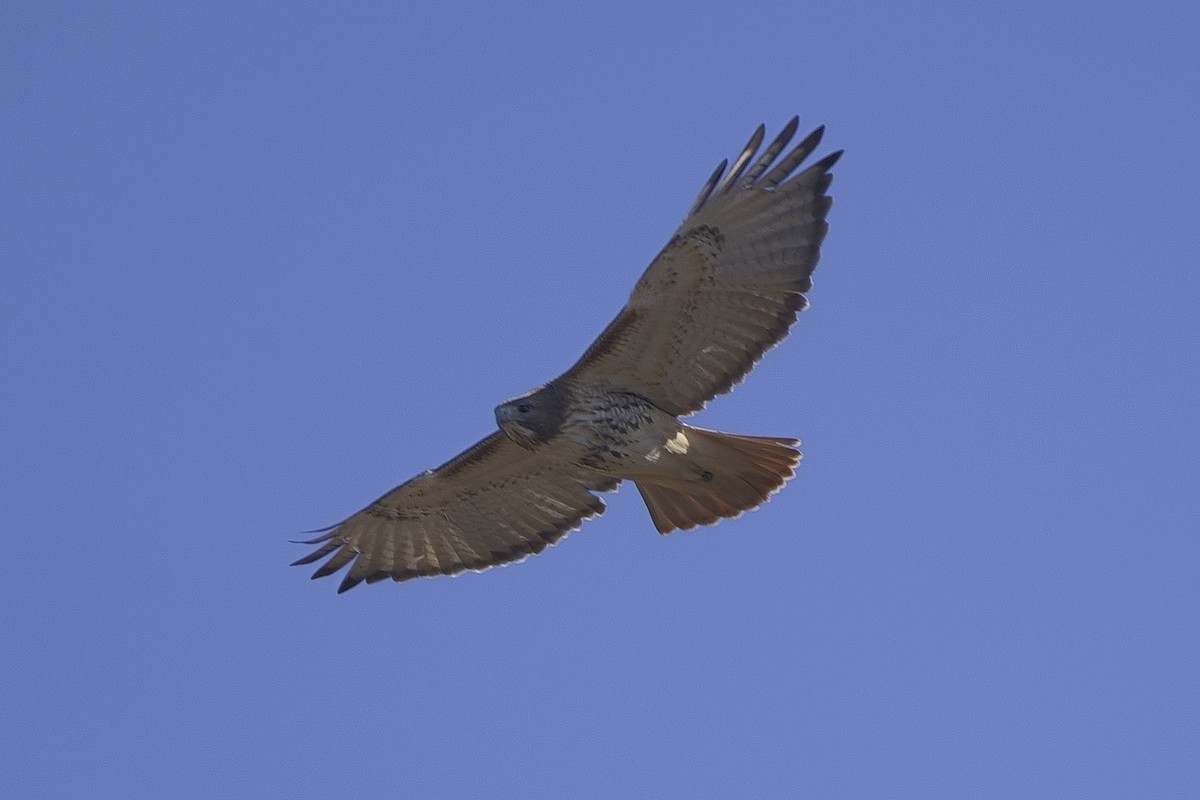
517 403 531 413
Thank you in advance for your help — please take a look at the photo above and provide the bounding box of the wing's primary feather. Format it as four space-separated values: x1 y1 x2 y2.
293 432 615 592
715 123 765 194
562 117 841 416
743 116 800 186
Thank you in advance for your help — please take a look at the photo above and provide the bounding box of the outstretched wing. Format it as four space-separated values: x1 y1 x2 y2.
293 433 616 592
563 118 841 416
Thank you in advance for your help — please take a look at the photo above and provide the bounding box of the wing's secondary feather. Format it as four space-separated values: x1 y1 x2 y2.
564 118 840 415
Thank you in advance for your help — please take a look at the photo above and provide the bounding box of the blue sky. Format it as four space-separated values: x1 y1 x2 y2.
3 2 1198 797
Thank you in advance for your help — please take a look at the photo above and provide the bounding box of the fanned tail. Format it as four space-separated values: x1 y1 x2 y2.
634 426 801 534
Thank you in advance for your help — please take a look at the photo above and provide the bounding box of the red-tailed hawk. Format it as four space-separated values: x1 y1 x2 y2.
295 117 841 592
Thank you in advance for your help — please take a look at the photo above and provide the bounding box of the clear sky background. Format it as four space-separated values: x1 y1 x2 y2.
3 2 1197 797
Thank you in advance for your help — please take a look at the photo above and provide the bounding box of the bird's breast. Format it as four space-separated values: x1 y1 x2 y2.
556 389 680 473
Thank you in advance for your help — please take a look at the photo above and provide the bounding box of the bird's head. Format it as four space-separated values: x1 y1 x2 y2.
495 383 568 450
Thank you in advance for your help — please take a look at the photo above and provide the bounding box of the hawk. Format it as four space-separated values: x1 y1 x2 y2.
294 117 841 592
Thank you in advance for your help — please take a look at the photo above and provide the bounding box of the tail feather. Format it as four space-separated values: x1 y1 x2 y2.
634 426 801 534
635 484 704 533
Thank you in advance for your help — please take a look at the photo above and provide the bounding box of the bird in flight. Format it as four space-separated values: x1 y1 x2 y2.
294 117 841 592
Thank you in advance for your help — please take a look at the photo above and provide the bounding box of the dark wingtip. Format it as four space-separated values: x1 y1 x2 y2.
290 536 339 566
336 574 363 593
779 116 801 144
751 123 767 150
795 124 825 157
688 158 729 215
818 149 844 171
289 522 340 546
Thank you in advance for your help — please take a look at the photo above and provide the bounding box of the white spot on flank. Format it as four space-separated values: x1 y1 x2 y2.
664 430 690 455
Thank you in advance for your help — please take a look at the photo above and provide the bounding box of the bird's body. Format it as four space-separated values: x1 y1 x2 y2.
499 384 669 472
294 117 841 591
496 380 800 529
